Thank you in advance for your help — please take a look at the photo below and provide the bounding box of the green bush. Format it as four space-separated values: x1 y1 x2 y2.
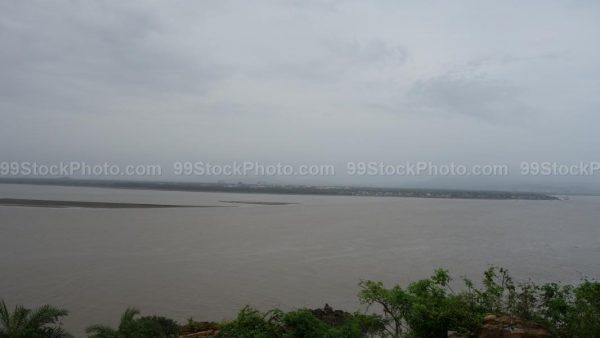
218 306 383 338
359 267 600 337
569 280 600 337
86 308 179 338
217 306 284 338
0 300 72 338
359 269 483 337
283 309 342 337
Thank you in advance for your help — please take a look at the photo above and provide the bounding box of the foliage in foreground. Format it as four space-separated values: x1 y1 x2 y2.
358 267 600 337
216 306 383 338
86 307 179 338
2 267 599 337
0 300 71 338
190 267 600 337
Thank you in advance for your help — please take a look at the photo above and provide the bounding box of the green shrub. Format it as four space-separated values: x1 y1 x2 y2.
358 280 412 336
360 267 600 337
86 308 179 338
218 307 382 338
359 269 483 337
217 306 284 338
0 300 72 338
283 309 340 337
570 280 600 337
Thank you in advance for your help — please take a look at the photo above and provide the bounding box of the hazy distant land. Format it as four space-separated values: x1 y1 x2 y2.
0 178 559 200
220 200 297 205
0 198 231 209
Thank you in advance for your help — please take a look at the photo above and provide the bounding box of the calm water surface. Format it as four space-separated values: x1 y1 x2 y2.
1 184 599 335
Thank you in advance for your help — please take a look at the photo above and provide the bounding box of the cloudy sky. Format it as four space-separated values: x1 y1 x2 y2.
1 1 599 188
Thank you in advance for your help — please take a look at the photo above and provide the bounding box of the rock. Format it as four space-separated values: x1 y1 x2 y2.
448 330 468 338
181 330 219 338
484 314 497 321
478 315 554 338
180 321 220 338
310 304 352 327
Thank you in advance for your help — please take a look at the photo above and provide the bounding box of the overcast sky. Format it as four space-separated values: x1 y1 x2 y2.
1 1 599 188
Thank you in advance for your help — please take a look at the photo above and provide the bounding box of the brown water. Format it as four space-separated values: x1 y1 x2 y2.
1 184 599 336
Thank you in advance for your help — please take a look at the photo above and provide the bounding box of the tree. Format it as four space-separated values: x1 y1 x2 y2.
358 269 483 337
0 299 72 338
86 307 179 338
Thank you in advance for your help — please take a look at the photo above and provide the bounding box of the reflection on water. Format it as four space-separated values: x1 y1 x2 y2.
0 184 599 335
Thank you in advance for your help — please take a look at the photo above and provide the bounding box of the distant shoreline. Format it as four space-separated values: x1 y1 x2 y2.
0 178 559 201
0 198 231 209
220 200 297 205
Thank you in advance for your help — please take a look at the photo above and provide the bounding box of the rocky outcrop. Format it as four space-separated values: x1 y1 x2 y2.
478 315 553 338
180 321 219 338
310 303 352 327
181 331 218 338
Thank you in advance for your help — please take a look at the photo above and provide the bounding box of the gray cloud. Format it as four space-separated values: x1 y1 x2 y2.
1 0 599 188
406 74 534 123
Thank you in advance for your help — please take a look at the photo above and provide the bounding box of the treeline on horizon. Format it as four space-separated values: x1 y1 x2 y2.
0 178 558 200
1 267 599 338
